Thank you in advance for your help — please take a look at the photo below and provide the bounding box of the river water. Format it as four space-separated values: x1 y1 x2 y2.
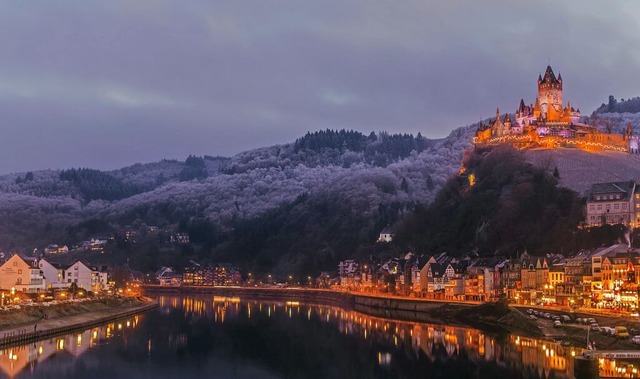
0 294 636 378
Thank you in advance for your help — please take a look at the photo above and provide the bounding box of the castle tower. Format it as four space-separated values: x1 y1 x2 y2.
537 66 563 120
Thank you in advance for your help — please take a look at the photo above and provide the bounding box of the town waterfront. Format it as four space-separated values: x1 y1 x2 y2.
0 294 638 379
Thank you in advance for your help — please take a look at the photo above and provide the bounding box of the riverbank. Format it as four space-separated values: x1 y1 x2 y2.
144 285 542 337
0 297 158 347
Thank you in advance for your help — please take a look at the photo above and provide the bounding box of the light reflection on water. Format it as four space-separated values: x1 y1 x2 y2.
0 296 638 378
163 295 640 379
0 315 140 378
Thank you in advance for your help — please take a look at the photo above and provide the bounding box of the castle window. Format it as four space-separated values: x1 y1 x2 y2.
615 204 620 210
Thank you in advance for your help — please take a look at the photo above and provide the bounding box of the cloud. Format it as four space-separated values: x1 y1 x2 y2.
1 1 640 172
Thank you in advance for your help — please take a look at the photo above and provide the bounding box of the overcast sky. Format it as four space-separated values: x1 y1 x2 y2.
1 1 640 173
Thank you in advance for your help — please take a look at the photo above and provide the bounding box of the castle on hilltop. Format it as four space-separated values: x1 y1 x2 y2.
475 66 637 153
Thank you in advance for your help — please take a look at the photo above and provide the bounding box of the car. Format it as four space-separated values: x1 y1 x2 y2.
632 335 640 345
544 313 551 319
615 326 630 339
587 318 597 324
576 317 584 324
527 309 534 314
590 324 601 332
601 326 614 336
561 315 571 323
554 320 562 328
529 315 537 320
552 316 560 321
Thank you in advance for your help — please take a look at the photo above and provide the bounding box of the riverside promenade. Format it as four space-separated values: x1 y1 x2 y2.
0 298 158 348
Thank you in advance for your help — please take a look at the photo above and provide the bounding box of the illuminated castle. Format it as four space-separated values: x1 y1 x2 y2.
475 66 634 152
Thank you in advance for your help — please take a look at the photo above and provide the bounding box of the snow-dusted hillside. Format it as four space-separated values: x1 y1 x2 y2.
106 128 474 225
590 112 640 134
0 128 474 248
526 148 640 196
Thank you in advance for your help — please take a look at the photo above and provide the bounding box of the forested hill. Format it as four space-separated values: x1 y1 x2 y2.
593 95 640 115
0 128 472 256
2 112 639 276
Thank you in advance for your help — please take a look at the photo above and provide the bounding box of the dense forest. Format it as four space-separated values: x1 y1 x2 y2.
396 146 585 256
593 95 640 115
60 168 149 202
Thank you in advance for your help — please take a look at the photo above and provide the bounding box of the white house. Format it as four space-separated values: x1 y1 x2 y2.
377 226 394 243
38 258 67 290
64 261 108 293
0 254 45 293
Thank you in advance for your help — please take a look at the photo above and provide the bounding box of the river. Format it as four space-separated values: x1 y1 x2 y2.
0 294 636 378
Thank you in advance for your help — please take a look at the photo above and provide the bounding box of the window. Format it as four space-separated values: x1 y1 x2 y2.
596 196 601 200
13 262 17 267
17 269 21 274
590 205 595 211
598 205 603 210
615 204 620 210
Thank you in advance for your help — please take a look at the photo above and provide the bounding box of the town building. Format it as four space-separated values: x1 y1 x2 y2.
64 261 108 293
377 226 394 243
585 181 637 227
0 254 45 293
38 258 67 290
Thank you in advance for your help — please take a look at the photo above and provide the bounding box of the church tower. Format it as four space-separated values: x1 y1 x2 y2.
537 66 563 120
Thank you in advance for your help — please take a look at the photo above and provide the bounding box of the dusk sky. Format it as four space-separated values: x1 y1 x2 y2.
2 1 640 173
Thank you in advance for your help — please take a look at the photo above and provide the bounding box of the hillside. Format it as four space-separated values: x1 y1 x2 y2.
0 109 639 274
525 148 640 196
0 129 473 253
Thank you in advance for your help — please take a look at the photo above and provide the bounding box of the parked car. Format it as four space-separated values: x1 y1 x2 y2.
527 309 534 314
615 326 630 339
590 324 601 332
529 315 537 320
587 318 597 324
554 320 562 328
544 313 551 319
576 318 584 324
601 326 614 336
561 315 571 323
632 335 640 345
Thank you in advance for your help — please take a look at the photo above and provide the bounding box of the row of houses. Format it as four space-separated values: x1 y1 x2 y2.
339 243 640 310
0 254 109 294
156 263 242 287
